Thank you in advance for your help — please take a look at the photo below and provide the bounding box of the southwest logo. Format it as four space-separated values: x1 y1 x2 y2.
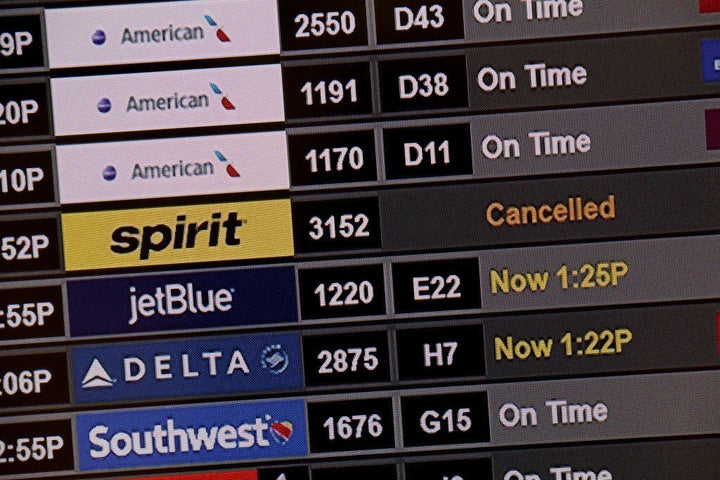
270 421 293 445
701 40 720 82
204 15 231 42
87 415 296 459
700 0 720 13
705 108 720 149
210 83 236 110
76 398 307 470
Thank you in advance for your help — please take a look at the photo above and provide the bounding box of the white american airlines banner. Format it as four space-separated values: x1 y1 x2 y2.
57 132 289 203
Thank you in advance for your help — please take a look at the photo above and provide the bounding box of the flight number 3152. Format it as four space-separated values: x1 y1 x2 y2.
309 213 370 240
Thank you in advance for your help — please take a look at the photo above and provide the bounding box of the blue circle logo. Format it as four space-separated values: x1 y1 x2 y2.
102 165 117 181
261 345 289 375
92 30 106 46
97 98 112 113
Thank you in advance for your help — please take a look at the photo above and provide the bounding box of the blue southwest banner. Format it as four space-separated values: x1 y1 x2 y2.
77 398 307 471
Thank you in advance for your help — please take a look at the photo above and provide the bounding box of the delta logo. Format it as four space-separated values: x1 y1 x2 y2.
82 358 116 389
79 343 290 390
102 149 239 183
72 333 303 403
700 0 720 13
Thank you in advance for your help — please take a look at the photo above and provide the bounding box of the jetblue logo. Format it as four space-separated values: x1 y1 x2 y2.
77 399 307 471
72 333 302 403
67 267 298 337
128 282 234 325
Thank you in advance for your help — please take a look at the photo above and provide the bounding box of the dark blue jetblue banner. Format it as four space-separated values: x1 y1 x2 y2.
72 333 303 404
77 399 307 471
67 267 298 337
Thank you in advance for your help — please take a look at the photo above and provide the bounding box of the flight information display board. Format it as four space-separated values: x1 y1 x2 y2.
0 1 719 479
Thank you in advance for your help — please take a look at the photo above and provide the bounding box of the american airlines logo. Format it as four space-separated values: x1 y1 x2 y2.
204 15 231 42
92 14 231 47
214 150 241 177
98 83 238 115
101 149 240 183
210 83 236 110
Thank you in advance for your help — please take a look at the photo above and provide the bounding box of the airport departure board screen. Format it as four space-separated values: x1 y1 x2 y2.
0 1 719 479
